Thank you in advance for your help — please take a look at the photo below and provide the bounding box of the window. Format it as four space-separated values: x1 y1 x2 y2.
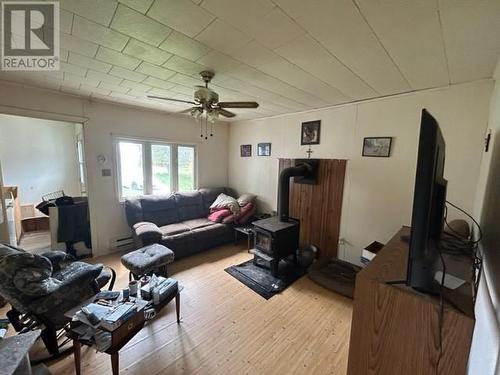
116 138 196 200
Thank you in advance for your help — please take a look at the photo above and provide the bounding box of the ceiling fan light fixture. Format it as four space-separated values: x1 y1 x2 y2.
207 108 220 123
190 107 202 120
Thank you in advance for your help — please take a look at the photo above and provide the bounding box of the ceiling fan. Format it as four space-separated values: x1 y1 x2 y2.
148 70 259 119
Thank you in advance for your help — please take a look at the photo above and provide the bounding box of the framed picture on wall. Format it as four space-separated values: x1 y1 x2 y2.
362 137 393 157
257 143 271 156
301 120 321 145
240 144 252 157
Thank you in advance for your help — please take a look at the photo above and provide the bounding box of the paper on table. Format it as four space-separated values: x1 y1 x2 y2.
434 271 466 290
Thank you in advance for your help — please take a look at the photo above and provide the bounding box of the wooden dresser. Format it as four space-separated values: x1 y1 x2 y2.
347 227 475 375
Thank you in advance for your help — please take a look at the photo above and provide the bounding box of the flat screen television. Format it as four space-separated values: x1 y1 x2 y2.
407 109 448 293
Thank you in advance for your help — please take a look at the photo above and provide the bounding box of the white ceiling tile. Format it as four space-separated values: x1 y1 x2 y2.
99 81 131 94
111 4 172 46
147 0 215 38
195 19 252 56
196 51 241 74
60 62 87 77
143 76 177 90
109 66 147 83
96 47 142 70
87 70 124 85
163 55 207 77
233 41 348 104
275 0 410 95
118 0 154 13
60 0 118 26
81 84 111 96
355 0 449 89
73 16 129 51
123 39 172 65
167 73 201 87
170 84 194 96
216 75 307 110
120 80 152 92
439 0 500 83
148 88 179 98
275 34 377 99
128 90 151 97
136 62 176 80
229 64 329 108
64 73 102 88
60 9 74 34
68 52 112 73
60 33 99 57
201 0 303 49
159 31 210 61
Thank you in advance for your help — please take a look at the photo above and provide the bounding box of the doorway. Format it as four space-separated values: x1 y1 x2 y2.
0 114 90 256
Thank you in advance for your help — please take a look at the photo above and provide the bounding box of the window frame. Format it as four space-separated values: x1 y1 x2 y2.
114 136 197 202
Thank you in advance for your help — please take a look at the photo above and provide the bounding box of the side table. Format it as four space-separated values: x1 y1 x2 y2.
234 225 254 250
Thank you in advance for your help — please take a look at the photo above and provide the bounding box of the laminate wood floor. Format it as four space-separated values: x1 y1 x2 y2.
3 243 353 375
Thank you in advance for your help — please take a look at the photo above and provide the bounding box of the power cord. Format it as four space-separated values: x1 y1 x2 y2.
435 200 483 374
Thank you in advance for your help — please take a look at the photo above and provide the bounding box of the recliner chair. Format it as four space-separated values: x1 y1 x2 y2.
0 243 114 357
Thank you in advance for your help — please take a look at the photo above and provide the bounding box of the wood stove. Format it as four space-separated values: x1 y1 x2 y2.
251 160 318 276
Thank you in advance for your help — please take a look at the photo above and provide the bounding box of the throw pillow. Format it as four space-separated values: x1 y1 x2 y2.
208 209 231 223
222 214 235 224
237 193 256 206
210 193 240 214
234 202 256 224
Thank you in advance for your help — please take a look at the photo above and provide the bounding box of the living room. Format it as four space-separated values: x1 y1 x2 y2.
0 1 499 374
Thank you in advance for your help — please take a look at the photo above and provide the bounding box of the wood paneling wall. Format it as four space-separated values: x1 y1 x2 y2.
278 159 346 259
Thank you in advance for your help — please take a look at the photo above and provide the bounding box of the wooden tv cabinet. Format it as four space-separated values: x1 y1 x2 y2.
347 227 474 375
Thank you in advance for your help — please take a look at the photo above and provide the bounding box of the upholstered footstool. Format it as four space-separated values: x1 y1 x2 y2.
121 244 175 281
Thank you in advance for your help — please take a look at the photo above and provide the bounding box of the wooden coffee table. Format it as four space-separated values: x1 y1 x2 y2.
66 285 182 375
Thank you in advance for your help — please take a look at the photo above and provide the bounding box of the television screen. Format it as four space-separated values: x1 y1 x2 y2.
407 109 448 293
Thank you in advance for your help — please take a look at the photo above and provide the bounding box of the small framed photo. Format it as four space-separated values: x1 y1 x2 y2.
257 143 271 156
301 120 321 145
362 137 393 157
240 144 252 157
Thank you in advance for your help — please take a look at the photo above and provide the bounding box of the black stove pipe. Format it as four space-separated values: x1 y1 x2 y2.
277 163 312 222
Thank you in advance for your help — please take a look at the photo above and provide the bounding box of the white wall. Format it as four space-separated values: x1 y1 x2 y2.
228 80 493 264
0 114 80 205
0 81 229 255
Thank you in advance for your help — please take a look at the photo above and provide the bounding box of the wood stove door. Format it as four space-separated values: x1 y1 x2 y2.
254 229 273 254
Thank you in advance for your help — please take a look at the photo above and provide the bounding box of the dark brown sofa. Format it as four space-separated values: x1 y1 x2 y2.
125 188 235 259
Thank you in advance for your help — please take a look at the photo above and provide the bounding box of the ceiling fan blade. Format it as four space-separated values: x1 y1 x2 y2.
147 95 196 105
217 101 259 109
179 107 200 114
218 108 236 118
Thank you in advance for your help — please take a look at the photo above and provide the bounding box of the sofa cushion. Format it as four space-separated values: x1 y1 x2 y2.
141 195 179 226
199 187 227 215
159 222 190 236
174 191 204 221
124 198 143 227
182 218 215 230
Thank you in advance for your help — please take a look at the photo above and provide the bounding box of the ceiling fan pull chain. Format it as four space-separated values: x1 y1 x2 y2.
205 116 208 140
200 117 203 138
210 121 214 137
